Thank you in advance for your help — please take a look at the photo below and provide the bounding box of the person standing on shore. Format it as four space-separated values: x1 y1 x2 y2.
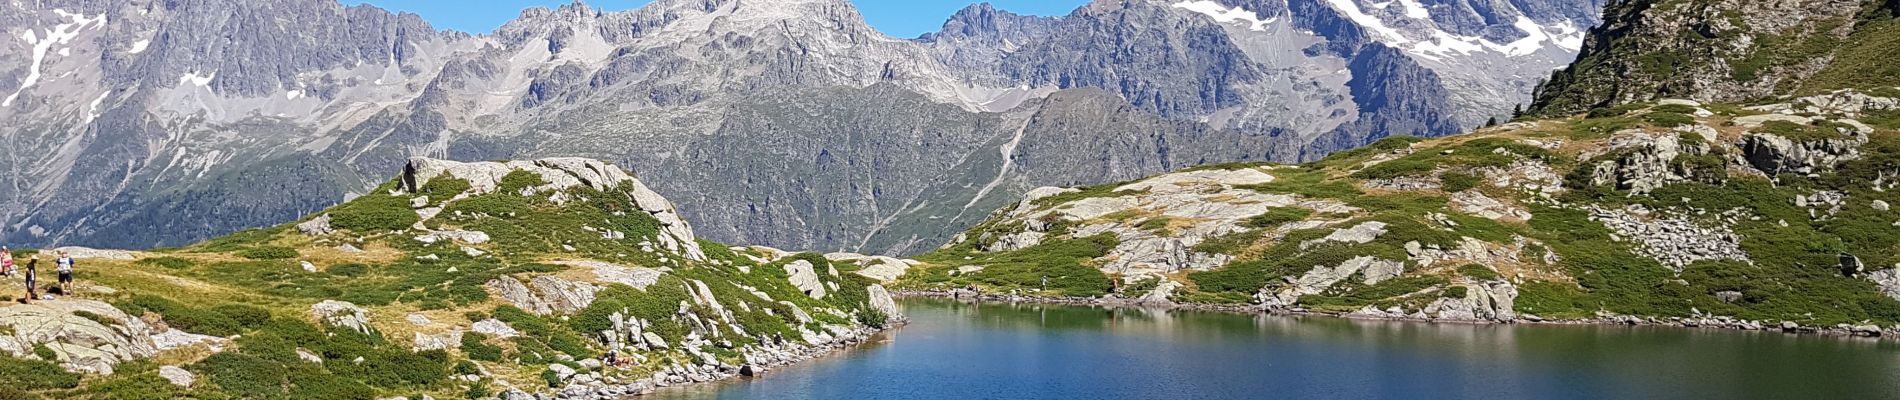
22 256 37 303
1 247 13 277
55 250 74 295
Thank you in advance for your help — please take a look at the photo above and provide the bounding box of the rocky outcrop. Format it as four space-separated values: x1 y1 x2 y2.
296 215 335 236
1870 269 1900 301
310 300 371 335
488 277 553 315
826 253 916 283
1259 256 1406 307
1591 205 1750 270
49 247 135 261
0 300 161 374
159 365 195 387
1425 282 1519 322
402 158 705 261
1739 132 1866 176
532 276 599 315
866 285 901 323
783 261 827 299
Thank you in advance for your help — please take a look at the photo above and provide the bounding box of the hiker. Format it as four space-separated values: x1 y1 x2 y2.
1 246 13 277
55 250 74 294
21 256 36 303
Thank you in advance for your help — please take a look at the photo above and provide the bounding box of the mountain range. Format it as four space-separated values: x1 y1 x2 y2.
0 0 1605 254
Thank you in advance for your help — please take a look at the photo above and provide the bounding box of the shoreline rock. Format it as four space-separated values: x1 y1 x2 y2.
890 289 1896 340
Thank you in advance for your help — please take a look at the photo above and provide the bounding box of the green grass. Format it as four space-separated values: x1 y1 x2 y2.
915 234 1119 297
1236 168 1363 200
1457 264 1500 280
1643 111 1697 127
237 246 299 260
1758 120 1853 142
135 257 193 270
1301 276 1450 312
0 354 80 391
327 191 419 233
1439 172 1482 193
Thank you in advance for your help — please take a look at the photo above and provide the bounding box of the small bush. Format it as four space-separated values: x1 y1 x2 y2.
237 246 299 260
1643 112 1697 127
211 304 273 328
1650 104 1700 114
327 263 369 277
119 295 244 337
856 308 890 329
329 193 420 232
460 333 503 362
72 310 120 326
1440 172 1482 193
541 368 563 388
195 353 288 398
497 170 547 194
1457 264 1501 280
0 354 81 390
32 343 58 361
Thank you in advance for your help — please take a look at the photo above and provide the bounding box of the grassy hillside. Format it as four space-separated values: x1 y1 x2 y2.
0 159 901 399
905 89 1900 328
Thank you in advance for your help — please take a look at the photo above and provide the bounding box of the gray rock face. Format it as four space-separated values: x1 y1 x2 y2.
865 285 901 323
159 365 195 387
404 158 705 260
488 277 553 315
1739 132 1866 176
1591 205 1750 271
1531 0 1870 114
310 300 372 335
0 0 1600 259
297 215 335 236
1870 269 1900 301
0 300 162 374
783 261 827 299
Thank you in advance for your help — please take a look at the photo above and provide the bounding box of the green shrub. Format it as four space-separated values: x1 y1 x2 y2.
1457 264 1501 280
327 263 369 277
32 344 58 362
0 354 80 390
497 170 547 194
1643 112 1697 127
541 367 563 387
1300 276 1450 310
1440 172 1482 193
460 333 503 362
329 192 420 232
856 308 890 329
118 295 244 337
1650 104 1700 114
1245 207 1314 228
195 353 289 398
1442 286 1469 299
73 310 120 326
453 360 481 375
418 175 472 202
237 246 298 260
211 304 272 329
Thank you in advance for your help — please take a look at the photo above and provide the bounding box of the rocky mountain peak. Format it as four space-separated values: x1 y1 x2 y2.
1530 0 1900 115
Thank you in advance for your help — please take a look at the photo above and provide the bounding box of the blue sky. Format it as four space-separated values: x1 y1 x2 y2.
343 1 1089 38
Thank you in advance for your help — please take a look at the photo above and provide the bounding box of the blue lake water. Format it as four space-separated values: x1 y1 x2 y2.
652 298 1900 399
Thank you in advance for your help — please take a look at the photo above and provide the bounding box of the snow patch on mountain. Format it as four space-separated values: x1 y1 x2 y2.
178 72 215 87
129 39 150 54
1321 0 1585 61
1172 1 1277 31
5 9 106 107
83 91 108 124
